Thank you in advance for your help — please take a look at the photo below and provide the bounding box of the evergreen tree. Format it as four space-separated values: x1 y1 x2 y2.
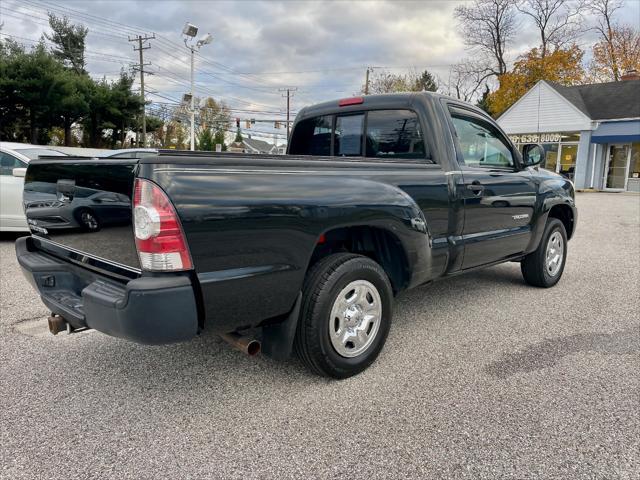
45 14 88 74
475 84 491 114
0 41 67 143
415 70 438 92
197 128 215 151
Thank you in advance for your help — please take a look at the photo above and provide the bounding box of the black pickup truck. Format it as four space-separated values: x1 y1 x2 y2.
16 92 576 378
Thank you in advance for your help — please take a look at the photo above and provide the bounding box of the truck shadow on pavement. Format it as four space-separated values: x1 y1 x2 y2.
12 259 632 391
30 264 528 385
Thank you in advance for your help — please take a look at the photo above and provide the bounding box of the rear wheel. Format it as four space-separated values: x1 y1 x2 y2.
294 253 393 378
521 218 567 287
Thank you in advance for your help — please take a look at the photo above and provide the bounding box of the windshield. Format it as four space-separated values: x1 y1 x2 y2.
16 148 67 160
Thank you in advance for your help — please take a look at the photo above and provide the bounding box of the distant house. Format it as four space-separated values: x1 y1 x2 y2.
227 141 245 153
243 137 286 155
226 138 286 154
497 73 640 192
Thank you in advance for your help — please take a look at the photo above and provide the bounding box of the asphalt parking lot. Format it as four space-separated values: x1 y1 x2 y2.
1 192 638 479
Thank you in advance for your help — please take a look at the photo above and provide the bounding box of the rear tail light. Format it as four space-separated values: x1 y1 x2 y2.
133 178 193 271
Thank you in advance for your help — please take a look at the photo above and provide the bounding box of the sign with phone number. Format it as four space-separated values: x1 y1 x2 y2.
509 133 562 144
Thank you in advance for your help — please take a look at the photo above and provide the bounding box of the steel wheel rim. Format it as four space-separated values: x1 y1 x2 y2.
545 231 564 276
328 280 382 358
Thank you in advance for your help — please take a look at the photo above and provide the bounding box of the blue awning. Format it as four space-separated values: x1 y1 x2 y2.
592 120 640 144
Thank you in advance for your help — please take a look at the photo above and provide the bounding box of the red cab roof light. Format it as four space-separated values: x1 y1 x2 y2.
339 97 364 107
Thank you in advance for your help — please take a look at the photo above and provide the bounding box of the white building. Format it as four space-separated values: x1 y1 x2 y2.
497 75 640 192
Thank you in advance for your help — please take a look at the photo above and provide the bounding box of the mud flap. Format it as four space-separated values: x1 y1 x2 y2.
261 292 302 361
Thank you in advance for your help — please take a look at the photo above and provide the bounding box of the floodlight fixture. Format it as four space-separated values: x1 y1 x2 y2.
182 22 198 38
197 33 213 47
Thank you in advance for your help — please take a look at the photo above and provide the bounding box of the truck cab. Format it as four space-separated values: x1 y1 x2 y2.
289 93 574 273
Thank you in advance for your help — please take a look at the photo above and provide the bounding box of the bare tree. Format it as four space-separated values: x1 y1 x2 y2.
585 0 624 80
454 0 519 76
517 0 585 57
362 69 439 94
442 60 496 102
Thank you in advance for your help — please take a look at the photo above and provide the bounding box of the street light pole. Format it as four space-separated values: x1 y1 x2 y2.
182 23 212 151
189 44 195 151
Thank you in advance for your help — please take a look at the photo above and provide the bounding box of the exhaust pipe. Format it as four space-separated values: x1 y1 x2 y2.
220 332 261 356
47 314 67 335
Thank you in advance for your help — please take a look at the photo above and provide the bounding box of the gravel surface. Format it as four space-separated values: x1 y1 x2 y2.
1 192 638 479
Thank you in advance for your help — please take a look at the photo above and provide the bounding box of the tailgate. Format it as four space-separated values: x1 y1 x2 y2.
23 158 140 272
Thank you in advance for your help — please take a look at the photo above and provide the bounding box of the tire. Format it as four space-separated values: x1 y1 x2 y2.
521 218 567 288
76 209 100 231
294 253 393 379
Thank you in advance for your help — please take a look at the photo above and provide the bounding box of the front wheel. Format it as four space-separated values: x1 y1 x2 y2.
521 218 568 287
294 253 393 379
76 209 100 231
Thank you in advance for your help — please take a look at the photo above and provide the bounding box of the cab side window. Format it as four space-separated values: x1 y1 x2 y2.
0 152 26 176
451 114 514 169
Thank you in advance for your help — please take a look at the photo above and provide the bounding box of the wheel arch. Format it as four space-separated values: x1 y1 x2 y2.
547 203 575 239
306 225 413 295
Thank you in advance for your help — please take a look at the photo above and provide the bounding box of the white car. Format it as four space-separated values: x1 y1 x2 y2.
0 142 67 232
98 148 157 159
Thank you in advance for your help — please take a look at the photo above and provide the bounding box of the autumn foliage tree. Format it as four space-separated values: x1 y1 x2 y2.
487 45 585 116
590 24 640 82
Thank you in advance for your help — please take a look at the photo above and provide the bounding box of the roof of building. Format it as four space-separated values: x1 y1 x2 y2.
243 137 283 153
546 79 640 120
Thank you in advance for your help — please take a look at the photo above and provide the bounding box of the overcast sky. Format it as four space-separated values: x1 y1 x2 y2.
2 0 639 141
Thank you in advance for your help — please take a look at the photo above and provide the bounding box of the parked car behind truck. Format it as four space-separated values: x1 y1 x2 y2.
16 93 576 378
0 142 68 232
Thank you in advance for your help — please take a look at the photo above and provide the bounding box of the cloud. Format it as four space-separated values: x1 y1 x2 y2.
2 0 639 142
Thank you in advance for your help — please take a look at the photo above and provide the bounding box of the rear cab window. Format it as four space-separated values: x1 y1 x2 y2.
289 109 432 162
366 110 425 160
335 114 364 156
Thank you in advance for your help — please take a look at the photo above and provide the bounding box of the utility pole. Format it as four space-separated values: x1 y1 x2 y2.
279 87 297 142
364 67 370 95
129 34 155 147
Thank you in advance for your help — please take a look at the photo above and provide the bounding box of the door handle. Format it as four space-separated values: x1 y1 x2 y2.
466 182 484 195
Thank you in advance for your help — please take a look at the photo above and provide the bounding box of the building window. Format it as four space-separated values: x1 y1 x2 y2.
629 143 640 179
559 144 578 179
510 131 580 178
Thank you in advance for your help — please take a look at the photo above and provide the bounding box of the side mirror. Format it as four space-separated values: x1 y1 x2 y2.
12 167 27 178
522 144 545 167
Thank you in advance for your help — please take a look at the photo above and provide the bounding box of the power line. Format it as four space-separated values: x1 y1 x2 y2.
20 0 281 90
0 32 134 62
